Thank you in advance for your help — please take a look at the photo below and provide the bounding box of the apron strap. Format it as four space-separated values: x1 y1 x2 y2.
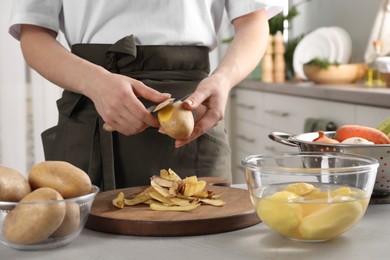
98 117 116 190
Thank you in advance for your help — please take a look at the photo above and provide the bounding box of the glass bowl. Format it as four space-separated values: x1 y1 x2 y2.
242 152 379 242
0 185 99 250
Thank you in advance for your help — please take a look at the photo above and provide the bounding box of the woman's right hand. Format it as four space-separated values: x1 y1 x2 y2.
86 71 170 136
19 24 169 136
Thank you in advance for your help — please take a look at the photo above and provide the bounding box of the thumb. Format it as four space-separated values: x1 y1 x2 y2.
182 92 205 111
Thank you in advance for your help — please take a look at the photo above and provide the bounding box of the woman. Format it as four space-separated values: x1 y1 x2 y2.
9 1 282 190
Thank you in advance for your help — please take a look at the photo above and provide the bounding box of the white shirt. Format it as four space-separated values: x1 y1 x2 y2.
9 0 283 50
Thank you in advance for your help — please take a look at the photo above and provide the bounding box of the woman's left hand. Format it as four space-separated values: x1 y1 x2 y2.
170 8 269 148
174 74 230 148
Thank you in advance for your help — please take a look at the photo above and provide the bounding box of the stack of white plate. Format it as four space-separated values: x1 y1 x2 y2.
293 26 352 80
377 57 390 73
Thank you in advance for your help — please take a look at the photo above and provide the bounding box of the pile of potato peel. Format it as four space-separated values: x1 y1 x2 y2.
112 169 226 211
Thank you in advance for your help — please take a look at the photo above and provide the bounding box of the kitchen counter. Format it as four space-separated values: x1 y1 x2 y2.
238 80 390 108
1 190 390 260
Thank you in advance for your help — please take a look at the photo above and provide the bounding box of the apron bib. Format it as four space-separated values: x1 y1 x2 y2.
41 35 231 190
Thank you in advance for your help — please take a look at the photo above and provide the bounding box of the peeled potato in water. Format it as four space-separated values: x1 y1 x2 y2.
158 101 194 139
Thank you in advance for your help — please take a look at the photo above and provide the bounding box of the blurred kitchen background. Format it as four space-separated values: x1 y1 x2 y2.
0 0 388 177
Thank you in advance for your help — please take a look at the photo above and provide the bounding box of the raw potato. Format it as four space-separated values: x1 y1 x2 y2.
299 201 363 240
29 161 92 198
2 187 66 245
158 101 194 139
0 166 31 202
258 191 303 235
51 202 81 237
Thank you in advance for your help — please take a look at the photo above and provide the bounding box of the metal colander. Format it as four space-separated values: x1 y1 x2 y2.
269 131 390 195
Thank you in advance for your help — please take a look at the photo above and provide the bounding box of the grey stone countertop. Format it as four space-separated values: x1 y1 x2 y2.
1 201 390 260
237 80 390 108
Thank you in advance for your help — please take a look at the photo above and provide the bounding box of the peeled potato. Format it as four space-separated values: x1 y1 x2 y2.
0 166 31 202
29 161 92 198
283 182 317 196
3 187 66 245
299 201 363 240
257 191 303 235
158 101 194 139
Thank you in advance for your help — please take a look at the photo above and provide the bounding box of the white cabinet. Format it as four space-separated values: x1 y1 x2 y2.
233 88 265 123
229 87 390 184
355 105 390 127
263 93 355 134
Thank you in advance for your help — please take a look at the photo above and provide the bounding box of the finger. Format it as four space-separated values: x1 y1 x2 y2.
193 105 207 122
134 107 160 128
182 90 209 111
131 80 171 103
175 109 221 148
174 125 204 148
104 109 151 135
158 127 167 135
118 93 160 127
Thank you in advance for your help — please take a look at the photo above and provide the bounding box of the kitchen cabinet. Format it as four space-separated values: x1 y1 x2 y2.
229 82 390 184
355 105 390 127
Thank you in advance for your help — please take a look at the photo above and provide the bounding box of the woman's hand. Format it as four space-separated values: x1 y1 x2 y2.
173 8 269 148
20 24 169 136
174 75 228 148
88 72 169 135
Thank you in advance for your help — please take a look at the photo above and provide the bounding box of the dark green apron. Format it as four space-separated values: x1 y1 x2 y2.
41 35 231 191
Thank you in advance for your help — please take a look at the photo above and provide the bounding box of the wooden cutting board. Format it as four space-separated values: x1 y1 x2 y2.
85 185 261 236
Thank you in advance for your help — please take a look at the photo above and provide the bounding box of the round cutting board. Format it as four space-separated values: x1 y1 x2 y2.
85 185 261 236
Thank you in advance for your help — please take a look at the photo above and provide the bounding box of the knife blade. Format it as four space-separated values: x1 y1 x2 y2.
148 93 192 113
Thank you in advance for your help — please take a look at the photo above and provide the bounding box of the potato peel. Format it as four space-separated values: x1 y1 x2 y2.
111 169 226 211
124 193 151 206
200 198 226 207
150 201 200 212
112 192 125 208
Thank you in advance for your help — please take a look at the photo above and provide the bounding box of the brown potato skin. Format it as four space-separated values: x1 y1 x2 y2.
51 201 81 237
2 187 66 245
0 166 31 202
158 101 194 139
28 161 92 198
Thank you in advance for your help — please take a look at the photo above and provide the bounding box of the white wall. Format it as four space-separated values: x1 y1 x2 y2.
29 72 62 169
0 0 61 176
0 0 27 174
290 0 383 62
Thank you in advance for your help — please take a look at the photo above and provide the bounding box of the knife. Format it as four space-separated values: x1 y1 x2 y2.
103 93 192 132
148 93 192 113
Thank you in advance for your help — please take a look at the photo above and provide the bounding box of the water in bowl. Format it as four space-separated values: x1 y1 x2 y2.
250 182 370 242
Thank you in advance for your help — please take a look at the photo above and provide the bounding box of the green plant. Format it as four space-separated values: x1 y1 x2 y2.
269 0 310 35
304 58 340 70
285 34 305 79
